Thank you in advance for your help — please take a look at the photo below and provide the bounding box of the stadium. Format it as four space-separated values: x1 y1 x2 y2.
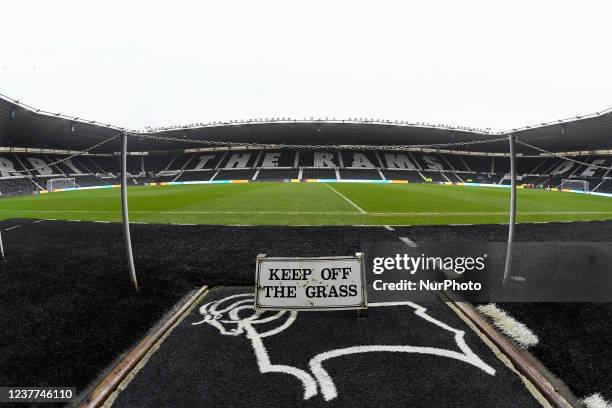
1 93 611 225
0 90 611 408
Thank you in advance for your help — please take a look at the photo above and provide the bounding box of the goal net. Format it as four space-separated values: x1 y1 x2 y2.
46 178 76 192
560 179 589 192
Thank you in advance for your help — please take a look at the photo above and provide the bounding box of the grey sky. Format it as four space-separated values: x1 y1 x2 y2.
1 0 610 131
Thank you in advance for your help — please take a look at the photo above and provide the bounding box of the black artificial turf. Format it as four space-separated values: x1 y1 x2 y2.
0 219 396 402
496 303 612 402
393 220 612 242
0 219 611 406
112 286 541 408
393 221 612 402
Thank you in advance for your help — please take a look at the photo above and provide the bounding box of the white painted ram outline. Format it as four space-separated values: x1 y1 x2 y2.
192 293 496 401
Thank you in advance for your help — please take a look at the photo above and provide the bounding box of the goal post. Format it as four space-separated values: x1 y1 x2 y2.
560 179 589 192
46 178 76 192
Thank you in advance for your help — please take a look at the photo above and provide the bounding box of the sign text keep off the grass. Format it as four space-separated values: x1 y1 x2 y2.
255 255 366 311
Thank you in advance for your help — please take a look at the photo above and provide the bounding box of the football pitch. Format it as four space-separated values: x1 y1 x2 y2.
0 182 611 225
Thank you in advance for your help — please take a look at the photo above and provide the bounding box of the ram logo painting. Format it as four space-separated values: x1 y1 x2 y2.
192 293 496 402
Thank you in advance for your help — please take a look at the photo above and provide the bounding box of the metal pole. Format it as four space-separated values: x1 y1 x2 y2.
503 133 517 285
121 132 139 291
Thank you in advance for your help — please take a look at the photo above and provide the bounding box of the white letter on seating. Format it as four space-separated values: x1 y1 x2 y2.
550 161 573 175
27 157 53 175
225 153 251 169
0 157 17 177
262 153 281 167
194 155 216 170
384 154 416 169
63 159 83 174
314 152 336 167
422 155 443 170
580 159 605 177
350 153 375 168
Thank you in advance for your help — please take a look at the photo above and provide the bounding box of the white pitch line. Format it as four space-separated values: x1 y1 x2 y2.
383 225 395 231
399 237 418 248
323 183 367 214
0 209 611 216
4 225 21 231
33 219 47 224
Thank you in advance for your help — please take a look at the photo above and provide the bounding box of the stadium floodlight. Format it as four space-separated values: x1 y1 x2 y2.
46 178 76 192
560 179 589 192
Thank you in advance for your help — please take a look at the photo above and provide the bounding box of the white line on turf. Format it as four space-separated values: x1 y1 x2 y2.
1 209 611 216
383 225 394 231
399 237 418 248
5 225 21 231
323 183 367 214
476 304 539 349
581 393 612 408
33 219 47 223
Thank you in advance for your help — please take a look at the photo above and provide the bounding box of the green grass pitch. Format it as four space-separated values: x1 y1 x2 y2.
0 182 610 225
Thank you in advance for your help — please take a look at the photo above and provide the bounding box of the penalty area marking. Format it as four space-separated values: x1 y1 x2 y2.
323 183 367 214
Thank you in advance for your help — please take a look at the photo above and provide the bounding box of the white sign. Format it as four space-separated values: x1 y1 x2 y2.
255 254 367 311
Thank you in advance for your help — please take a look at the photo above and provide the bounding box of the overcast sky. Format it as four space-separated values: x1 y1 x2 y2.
1 0 611 131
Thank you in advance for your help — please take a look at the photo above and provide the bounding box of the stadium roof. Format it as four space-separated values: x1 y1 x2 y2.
1 93 611 154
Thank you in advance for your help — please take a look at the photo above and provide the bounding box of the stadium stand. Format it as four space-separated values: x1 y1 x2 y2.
175 170 216 182
301 168 337 179
2 150 612 195
0 177 37 196
215 169 256 180
339 168 382 180
256 168 299 180
381 169 423 182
